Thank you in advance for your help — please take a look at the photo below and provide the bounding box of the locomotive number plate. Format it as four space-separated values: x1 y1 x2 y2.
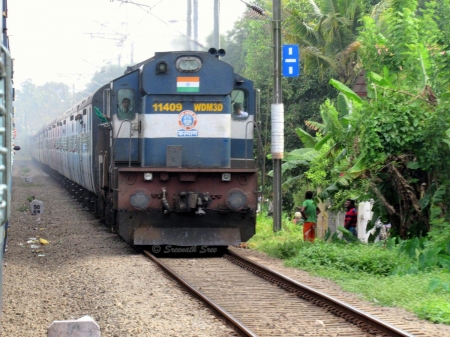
152 102 224 112
153 103 183 111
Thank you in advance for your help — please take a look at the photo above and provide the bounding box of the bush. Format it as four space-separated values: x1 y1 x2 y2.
416 299 450 324
285 241 409 276
260 240 305 259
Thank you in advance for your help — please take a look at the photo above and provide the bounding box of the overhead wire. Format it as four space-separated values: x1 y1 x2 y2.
112 0 205 48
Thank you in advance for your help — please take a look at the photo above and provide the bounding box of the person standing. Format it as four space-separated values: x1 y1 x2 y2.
344 199 358 237
300 191 320 242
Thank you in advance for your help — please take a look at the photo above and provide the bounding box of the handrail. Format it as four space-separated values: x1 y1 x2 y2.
244 120 264 169
110 119 134 169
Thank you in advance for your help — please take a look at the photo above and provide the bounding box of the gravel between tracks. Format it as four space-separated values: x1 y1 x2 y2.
3 159 450 337
1 160 235 337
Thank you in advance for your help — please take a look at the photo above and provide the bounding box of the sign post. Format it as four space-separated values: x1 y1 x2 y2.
29 199 44 216
271 0 283 232
282 44 300 77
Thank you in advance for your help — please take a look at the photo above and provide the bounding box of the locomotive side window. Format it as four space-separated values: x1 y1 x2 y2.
117 89 136 121
231 89 249 120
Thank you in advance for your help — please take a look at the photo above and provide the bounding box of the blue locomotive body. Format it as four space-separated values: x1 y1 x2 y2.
31 50 258 247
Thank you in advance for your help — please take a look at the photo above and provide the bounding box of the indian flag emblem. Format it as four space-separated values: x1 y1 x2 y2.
177 77 200 92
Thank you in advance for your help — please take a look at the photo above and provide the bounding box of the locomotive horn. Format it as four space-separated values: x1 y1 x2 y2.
208 48 226 58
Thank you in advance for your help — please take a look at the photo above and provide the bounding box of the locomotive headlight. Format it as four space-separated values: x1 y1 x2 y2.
226 188 248 211
221 173 231 182
130 189 151 210
144 173 153 181
176 57 202 72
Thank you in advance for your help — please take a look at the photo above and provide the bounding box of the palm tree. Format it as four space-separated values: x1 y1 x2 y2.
285 0 365 85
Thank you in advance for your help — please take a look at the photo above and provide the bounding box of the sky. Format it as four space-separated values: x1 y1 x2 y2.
8 0 248 92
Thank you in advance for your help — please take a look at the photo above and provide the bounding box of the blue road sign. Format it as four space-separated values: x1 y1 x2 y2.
282 44 299 77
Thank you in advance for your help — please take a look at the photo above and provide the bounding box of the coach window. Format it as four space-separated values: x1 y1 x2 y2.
231 89 249 120
117 89 136 121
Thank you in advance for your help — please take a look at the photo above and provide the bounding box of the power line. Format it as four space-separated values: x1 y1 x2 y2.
111 0 205 49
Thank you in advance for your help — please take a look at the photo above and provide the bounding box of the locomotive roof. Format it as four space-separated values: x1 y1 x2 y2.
124 50 215 74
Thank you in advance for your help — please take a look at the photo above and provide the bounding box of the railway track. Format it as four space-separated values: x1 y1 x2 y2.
144 249 420 337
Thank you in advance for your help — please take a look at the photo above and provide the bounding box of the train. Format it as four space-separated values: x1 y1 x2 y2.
30 49 259 247
0 0 14 319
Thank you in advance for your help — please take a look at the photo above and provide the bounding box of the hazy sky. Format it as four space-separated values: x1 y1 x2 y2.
8 0 247 91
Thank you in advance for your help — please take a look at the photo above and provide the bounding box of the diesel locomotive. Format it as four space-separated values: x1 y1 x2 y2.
31 49 259 247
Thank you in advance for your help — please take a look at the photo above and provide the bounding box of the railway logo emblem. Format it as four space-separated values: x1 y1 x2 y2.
177 110 198 137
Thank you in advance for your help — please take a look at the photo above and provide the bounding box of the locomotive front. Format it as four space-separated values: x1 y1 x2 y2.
102 50 258 247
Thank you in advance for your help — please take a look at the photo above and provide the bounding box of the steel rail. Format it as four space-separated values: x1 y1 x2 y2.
143 250 258 337
224 250 414 337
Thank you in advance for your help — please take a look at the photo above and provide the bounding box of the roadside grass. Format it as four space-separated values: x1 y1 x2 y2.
16 205 28 212
249 213 302 245
17 182 43 188
20 166 31 175
249 215 450 325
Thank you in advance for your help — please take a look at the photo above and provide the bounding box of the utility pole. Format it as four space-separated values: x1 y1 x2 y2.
193 0 198 51
213 0 220 49
272 0 283 232
187 0 192 50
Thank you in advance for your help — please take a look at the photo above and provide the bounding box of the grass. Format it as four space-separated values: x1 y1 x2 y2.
249 213 450 325
20 167 31 175
16 205 28 212
17 182 44 188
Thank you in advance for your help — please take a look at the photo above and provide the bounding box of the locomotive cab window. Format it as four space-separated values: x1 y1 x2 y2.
117 89 136 121
231 90 249 120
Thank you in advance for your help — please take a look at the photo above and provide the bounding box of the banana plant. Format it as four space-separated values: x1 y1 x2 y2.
273 79 362 189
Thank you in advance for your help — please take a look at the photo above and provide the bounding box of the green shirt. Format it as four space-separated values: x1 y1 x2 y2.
302 199 317 223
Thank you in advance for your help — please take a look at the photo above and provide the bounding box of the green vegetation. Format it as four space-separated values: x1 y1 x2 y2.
16 205 28 212
20 167 30 175
17 183 43 188
250 217 450 324
244 4 450 325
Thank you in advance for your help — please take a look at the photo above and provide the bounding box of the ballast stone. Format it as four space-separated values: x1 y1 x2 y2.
47 315 100 337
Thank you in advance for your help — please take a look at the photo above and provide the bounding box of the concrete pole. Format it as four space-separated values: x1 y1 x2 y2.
187 0 192 50
272 0 283 232
213 0 220 49
193 0 198 51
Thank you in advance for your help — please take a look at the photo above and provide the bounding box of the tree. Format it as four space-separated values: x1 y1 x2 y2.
81 64 128 96
14 80 73 139
290 0 450 238
228 1 339 210
285 0 366 85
